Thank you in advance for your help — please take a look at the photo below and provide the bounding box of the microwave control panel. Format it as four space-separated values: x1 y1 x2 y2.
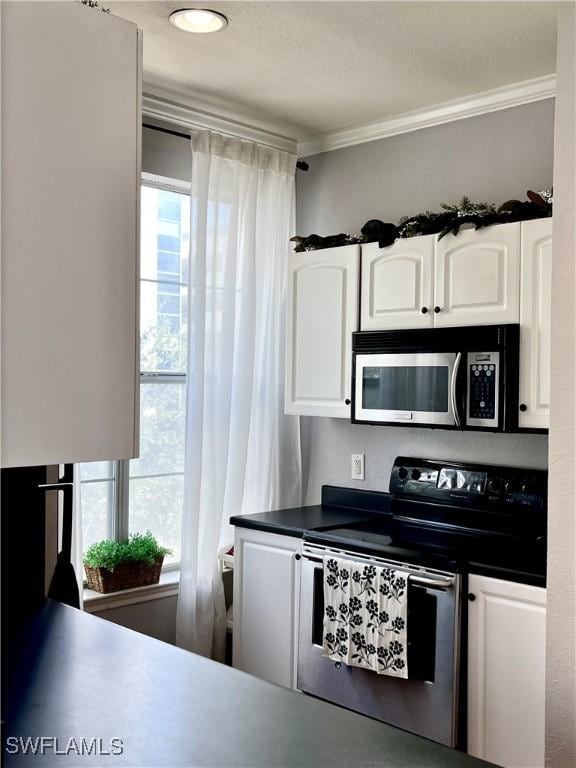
466 351 499 428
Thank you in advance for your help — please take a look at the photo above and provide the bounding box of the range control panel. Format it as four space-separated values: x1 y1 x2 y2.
390 456 547 513
466 351 500 428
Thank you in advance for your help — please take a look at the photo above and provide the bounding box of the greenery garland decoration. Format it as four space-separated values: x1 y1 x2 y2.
290 190 552 251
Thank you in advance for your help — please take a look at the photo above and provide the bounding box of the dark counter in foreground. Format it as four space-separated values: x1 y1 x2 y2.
3 600 493 768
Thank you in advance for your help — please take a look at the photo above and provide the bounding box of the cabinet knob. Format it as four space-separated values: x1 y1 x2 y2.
468 593 476 602
421 307 428 314
345 398 351 406
295 553 301 561
334 662 342 670
519 403 528 412
434 306 442 314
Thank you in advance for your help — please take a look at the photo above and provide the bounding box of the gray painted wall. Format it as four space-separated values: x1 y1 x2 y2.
296 99 555 236
301 420 549 504
296 100 554 503
142 125 190 182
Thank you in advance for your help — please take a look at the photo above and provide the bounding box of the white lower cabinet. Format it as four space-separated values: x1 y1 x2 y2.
519 218 552 429
467 574 546 768
233 527 301 689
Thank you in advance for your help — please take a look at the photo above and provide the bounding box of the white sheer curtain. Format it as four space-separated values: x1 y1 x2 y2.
176 131 302 659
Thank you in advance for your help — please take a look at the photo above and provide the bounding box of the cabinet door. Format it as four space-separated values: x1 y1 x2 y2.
434 223 521 327
360 237 435 330
1 2 141 467
468 574 546 768
519 219 552 429
285 245 359 417
233 528 300 689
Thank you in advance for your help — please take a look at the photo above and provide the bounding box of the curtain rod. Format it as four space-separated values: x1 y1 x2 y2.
142 122 309 171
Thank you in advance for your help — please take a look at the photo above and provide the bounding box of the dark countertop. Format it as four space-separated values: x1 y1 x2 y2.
230 486 546 587
3 601 494 768
230 486 392 538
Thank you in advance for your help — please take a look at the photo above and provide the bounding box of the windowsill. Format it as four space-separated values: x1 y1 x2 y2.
83 569 180 613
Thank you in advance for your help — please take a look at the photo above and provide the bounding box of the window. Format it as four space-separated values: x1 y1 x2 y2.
79 178 190 568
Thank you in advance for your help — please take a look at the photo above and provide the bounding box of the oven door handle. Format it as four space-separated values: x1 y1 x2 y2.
409 574 455 589
302 555 455 589
451 352 462 427
302 555 323 565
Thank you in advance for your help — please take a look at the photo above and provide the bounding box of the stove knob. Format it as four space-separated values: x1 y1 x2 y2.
487 477 502 494
411 468 421 481
398 467 408 479
504 479 517 494
520 479 536 494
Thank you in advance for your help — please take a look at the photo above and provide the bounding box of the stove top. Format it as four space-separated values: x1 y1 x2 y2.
306 456 548 585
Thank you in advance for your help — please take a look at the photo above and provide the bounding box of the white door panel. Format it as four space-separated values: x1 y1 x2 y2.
360 237 435 330
286 245 359 417
434 223 521 327
519 219 552 429
468 574 546 768
233 529 300 689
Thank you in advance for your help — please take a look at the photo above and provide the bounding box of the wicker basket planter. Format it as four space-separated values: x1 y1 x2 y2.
85 557 164 594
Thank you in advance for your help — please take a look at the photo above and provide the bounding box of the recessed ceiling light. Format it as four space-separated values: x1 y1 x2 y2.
169 8 228 34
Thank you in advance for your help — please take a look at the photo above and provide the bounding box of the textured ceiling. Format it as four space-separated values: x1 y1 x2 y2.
109 1 558 140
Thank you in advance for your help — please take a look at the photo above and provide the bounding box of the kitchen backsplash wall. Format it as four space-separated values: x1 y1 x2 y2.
301 419 549 503
296 99 553 504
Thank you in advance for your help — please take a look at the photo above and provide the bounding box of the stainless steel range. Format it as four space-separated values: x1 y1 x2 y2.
297 457 547 749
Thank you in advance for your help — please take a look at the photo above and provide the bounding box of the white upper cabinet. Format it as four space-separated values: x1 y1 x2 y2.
434 222 521 327
519 219 552 429
360 237 435 330
1 2 141 467
467 574 546 768
285 245 360 418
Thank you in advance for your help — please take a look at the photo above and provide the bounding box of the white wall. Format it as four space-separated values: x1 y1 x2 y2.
546 5 576 766
90 595 178 644
296 101 553 502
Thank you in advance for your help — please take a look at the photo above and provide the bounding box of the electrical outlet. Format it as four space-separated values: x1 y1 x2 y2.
351 453 365 481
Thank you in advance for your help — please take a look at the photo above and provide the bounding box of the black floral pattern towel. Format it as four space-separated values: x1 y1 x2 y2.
323 556 408 679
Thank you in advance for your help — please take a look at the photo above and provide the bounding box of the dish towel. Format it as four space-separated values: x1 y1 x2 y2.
323 556 409 679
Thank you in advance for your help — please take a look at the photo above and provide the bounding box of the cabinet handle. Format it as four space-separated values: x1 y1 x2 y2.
421 307 428 314
345 398 351 406
468 593 476 602
434 306 442 313
519 403 528 412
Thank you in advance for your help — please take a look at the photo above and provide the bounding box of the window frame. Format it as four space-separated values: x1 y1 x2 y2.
81 173 191 574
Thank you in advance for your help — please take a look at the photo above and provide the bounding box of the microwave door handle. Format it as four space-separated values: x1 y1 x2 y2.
451 352 462 426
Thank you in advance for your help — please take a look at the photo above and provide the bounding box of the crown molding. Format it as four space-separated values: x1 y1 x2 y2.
142 91 298 155
298 74 557 158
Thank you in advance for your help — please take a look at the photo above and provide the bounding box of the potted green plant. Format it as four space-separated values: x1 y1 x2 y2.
83 531 172 594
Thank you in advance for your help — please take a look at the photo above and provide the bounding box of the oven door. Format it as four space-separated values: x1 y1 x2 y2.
353 352 461 426
297 549 462 748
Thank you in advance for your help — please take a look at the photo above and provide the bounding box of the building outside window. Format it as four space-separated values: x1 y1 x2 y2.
79 178 190 567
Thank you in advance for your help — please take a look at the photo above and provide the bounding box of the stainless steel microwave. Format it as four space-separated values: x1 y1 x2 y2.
352 325 520 431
